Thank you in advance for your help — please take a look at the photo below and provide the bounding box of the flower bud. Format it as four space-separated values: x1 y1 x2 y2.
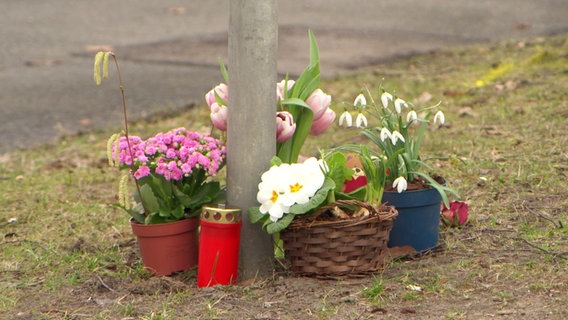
205 83 229 108
276 111 296 142
210 103 228 131
441 201 469 227
306 88 332 120
276 79 295 101
310 108 336 135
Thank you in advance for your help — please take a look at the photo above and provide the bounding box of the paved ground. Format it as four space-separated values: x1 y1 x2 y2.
1 0 567 153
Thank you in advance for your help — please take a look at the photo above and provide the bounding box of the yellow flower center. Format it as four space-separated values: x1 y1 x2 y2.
270 190 279 203
290 182 303 193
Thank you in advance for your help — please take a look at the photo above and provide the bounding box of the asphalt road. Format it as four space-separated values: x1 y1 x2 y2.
1 0 567 153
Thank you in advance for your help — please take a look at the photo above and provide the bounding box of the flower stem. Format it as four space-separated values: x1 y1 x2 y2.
109 53 149 218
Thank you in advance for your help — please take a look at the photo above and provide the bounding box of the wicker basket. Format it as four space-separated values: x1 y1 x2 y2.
280 200 398 277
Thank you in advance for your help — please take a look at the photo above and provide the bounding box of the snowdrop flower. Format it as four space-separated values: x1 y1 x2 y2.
434 110 445 125
394 98 408 114
381 92 393 108
390 130 406 145
339 110 353 128
355 113 368 128
406 110 418 124
392 176 408 193
380 127 392 142
353 93 366 108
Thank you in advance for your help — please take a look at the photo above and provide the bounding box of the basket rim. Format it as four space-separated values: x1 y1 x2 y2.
286 199 398 230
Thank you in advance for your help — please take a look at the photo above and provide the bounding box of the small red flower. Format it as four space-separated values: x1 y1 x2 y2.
441 201 469 227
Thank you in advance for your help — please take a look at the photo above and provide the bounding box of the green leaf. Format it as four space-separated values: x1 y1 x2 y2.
139 184 159 214
266 213 295 234
289 177 335 214
219 58 229 83
247 207 266 224
270 156 283 167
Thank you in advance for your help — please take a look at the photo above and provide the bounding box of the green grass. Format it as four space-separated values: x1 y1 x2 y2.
1 34 567 319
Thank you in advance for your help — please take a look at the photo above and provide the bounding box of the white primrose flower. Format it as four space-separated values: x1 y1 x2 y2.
339 110 353 128
380 127 392 142
392 176 408 193
394 98 408 114
257 164 295 222
353 93 367 108
434 110 445 125
390 130 406 145
286 157 325 205
355 113 368 128
256 158 325 223
406 110 418 124
381 92 393 108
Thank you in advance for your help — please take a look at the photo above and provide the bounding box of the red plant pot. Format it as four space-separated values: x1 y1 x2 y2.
130 217 199 276
197 204 242 287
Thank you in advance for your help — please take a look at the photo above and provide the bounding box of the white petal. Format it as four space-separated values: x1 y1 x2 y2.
355 113 367 128
406 110 418 123
394 98 406 114
380 128 392 142
353 94 366 107
339 111 353 128
393 176 408 193
434 111 445 125
381 92 393 108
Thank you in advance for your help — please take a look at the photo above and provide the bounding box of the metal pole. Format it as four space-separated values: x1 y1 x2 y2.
228 0 277 278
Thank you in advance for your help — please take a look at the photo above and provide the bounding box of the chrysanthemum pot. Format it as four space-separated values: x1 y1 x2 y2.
130 217 199 276
382 187 442 252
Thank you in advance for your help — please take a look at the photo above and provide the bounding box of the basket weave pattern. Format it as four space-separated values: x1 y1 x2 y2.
280 200 398 277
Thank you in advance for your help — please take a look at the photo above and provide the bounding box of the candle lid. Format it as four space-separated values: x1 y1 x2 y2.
201 204 242 224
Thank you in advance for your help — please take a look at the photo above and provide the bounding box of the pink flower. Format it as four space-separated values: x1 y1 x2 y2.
210 103 228 131
306 88 332 121
133 165 150 179
441 201 469 227
310 108 336 135
276 111 296 143
276 79 295 101
205 83 228 108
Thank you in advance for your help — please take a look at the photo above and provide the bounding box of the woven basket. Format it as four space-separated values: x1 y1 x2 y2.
280 200 398 277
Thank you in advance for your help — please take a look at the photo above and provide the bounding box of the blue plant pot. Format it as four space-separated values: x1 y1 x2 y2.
382 187 442 252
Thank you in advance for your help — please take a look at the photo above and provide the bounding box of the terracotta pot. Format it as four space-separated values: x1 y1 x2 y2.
382 187 442 252
130 217 199 276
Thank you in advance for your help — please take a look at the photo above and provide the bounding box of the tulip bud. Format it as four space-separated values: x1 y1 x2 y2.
306 89 332 121
310 108 336 135
276 79 295 101
276 111 296 142
210 103 228 131
205 83 229 108
441 201 469 227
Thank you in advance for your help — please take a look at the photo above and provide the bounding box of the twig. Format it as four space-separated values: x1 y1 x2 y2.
96 275 115 292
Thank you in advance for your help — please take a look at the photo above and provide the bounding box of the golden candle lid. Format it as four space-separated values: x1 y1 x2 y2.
201 204 242 224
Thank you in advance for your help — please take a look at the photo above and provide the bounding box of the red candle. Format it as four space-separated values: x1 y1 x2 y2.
197 204 242 287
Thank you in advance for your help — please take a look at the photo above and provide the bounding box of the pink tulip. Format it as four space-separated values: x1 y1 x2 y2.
276 79 295 101
441 201 469 227
310 108 336 135
210 103 228 131
276 111 296 143
205 83 229 108
306 89 332 121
